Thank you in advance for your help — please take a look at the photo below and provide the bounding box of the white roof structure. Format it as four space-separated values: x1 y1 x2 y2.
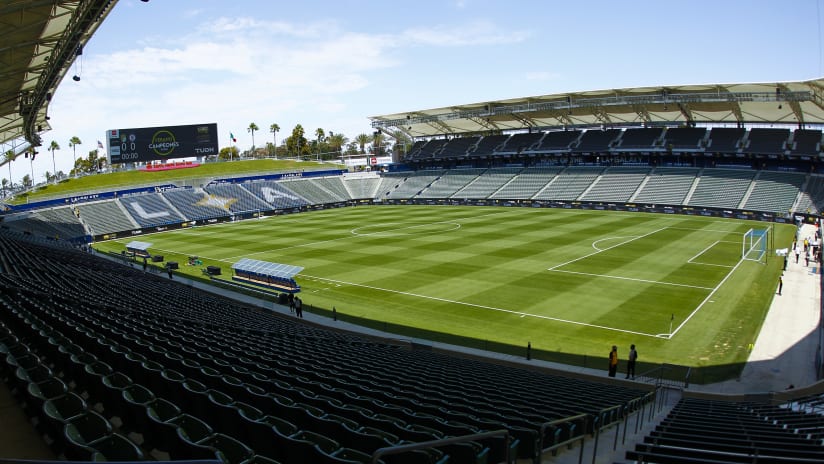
0 1 117 163
371 78 824 138
125 241 152 252
232 258 303 279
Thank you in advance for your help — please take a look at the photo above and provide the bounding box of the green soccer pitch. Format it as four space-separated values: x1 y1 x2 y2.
95 205 794 382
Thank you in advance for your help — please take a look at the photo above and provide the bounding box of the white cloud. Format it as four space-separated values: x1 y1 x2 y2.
525 71 561 81
401 20 530 46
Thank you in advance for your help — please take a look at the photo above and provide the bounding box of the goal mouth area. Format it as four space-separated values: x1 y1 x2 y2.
743 228 768 263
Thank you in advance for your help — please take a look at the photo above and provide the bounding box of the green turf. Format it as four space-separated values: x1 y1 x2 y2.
10 158 340 204
94 205 793 382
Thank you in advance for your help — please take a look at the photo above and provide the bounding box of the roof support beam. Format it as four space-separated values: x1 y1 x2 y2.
467 116 498 131
677 103 694 125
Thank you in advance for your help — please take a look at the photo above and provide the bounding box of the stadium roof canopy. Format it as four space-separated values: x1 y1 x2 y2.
370 78 824 138
0 0 117 163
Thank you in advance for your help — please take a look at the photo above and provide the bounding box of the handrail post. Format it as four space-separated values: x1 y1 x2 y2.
591 404 621 464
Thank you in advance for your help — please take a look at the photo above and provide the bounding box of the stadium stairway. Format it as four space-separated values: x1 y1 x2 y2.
547 387 681 464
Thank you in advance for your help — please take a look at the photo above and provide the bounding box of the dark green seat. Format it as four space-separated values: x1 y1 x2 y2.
64 410 114 460
89 432 145 461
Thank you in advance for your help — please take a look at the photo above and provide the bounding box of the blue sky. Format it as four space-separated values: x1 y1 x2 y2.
12 0 824 184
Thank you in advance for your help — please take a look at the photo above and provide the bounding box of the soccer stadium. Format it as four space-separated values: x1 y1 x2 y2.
1 2 824 464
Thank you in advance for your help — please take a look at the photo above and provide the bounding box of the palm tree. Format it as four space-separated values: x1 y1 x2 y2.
269 123 280 158
355 133 371 154
371 131 385 156
68 136 81 176
1 178 7 198
4 149 14 191
315 128 325 160
247 122 259 150
48 140 60 183
327 132 347 160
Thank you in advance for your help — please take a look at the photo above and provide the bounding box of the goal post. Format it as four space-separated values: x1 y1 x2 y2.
742 228 768 263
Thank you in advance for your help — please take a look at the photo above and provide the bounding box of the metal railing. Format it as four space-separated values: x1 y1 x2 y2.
371 429 511 464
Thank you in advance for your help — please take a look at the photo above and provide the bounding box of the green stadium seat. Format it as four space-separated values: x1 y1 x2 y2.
25 376 68 418
167 413 221 460
320 447 373 464
41 392 89 452
144 398 184 453
63 410 114 460
119 383 156 432
89 432 146 461
200 433 255 464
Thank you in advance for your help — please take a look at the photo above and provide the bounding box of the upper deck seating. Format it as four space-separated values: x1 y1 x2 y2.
572 129 621 153
706 128 745 153
497 132 544 154
662 127 707 150
789 129 822 156
744 128 789 155
533 130 581 152
613 128 663 151
438 136 480 159
473 134 510 156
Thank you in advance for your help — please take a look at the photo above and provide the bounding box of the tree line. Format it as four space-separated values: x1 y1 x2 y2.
219 122 411 161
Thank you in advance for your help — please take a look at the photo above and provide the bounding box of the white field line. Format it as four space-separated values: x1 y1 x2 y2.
591 236 638 252
301 274 662 338
549 269 714 290
687 240 737 268
222 209 511 261
668 255 746 339
547 226 668 271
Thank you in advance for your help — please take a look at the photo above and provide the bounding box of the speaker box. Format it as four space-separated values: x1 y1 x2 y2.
167 261 178 270
206 266 221 275
151 255 164 262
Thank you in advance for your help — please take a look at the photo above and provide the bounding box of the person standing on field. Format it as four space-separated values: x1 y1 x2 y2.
608 345 618 377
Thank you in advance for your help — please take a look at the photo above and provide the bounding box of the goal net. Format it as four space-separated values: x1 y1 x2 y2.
742 228 768 263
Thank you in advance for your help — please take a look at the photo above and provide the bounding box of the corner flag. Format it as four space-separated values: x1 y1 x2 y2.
230 132 237 143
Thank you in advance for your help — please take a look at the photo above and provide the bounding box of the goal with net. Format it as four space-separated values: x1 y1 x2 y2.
742 228 769 263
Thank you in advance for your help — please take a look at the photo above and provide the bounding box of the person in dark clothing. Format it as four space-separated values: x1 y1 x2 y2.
626 344 638 379
608 345 618 377
288 293 295 314
167 265 173 279
294 297 303 318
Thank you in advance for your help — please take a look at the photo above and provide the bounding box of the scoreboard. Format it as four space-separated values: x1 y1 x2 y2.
106 123 218 164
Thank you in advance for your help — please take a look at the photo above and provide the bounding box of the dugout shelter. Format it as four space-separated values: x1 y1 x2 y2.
231 258 303 294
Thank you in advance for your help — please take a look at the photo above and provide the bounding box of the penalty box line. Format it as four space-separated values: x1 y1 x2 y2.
301 274 662 339
547 226 668 272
